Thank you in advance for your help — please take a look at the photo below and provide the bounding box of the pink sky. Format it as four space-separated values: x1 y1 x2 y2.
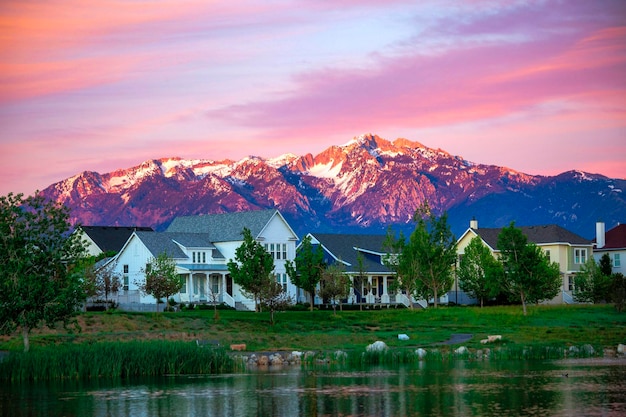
1 0 625 196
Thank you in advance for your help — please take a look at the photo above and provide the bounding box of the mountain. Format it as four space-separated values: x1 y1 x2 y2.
41 134 625 240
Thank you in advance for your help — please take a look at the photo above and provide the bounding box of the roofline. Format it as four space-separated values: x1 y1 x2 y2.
256 210 299 241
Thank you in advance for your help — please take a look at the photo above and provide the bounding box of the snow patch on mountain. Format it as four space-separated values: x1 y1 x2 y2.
308 160 343 179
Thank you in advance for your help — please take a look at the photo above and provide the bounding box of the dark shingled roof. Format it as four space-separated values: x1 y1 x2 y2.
166 209 282 242
134 231 188 259
310 233 393 274
603 223 626 249
472 224 592 249
80 226 153 253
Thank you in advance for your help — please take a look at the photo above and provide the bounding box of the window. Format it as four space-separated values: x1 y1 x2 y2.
568 276 574 291
123 264 129 274
574 249 587 264
123 275 129 291
211 276 219 294
202 252 206 263
192 252 196 263
276 273 287 291
180 276 187 294
614 254 621 268
265 243 287 260
282 244 287 260
545 250 551 262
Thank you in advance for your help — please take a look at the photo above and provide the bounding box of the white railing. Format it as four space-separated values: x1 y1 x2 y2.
222 292 235 308
562 289 575 304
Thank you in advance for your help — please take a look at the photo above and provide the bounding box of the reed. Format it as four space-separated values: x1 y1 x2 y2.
0 340 239 382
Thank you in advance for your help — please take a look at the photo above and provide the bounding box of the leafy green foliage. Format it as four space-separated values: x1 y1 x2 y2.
611 273 626 312
385 202 457 308
458 236 503 307
0 192 87 352
138 252 182 312
286 235 325 311
574 258 612 303
317 262 351 315
259 280 292 325
83 260 122 309
497 222 561 315
599 253 613 276
227 228 274 312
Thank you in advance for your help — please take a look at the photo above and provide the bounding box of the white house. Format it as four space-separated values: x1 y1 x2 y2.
594 221 626 276
111 209 299 311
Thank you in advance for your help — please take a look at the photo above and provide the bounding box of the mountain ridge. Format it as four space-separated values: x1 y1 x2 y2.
40 134 625 240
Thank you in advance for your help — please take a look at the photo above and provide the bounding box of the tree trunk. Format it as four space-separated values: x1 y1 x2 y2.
521 292 527 316
309 291 314 311
433 287 438 308
22 327 30 353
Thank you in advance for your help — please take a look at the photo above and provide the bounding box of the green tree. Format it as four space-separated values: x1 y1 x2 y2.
611 273 626 312
138 252 182 312
83 260 122 310
286 235 325 311
383 229 420 309
227 228 274 312
497 222 561 315
599 253 613 276
317 263 351 315
573 258 612 303
259 279 293 325
0 192 87 352
458 236 503 307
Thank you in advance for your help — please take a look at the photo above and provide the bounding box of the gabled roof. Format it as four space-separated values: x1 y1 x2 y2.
602 223 626 249
79 226 153 253
309 233 392 273
468 224 591 249
166 209 294 242
133 231 188 259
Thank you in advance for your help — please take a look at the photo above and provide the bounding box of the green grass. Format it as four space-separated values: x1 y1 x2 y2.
2 304 625 353
0 340 239 381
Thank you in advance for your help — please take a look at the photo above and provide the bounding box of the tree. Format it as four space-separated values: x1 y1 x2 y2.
138 252 182 312
497 222 561 315
599 253 613 276
383 229 420 309
317 263 351 315
458 236 503 307
611 273 626 312
227 228 274 312
0 192 87 352
286 235 325 311
573 258 612 303
83 260 122 310
259 279 293 325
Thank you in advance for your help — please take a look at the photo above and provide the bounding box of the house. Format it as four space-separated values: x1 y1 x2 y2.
306 233 426 308
453 219 594 305
76 225 153 257
111 209 299 311
594 222 626 276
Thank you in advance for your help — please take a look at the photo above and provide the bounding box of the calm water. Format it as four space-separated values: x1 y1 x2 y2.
2 358 625 417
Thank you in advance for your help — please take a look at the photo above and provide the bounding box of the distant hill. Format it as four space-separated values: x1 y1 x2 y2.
41 134 625 240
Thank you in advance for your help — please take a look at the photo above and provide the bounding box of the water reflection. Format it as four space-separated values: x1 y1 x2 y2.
2 359 625 416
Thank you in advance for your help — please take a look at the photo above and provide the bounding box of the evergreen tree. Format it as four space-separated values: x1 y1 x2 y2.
599 253 613 276
286 235 325 311
227 228 274 312
0 192 87 352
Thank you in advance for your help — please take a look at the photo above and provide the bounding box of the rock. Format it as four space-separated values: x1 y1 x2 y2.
334 350 348 360
257 355 269 366
618 344 625 354
480 339 489 344
366 341 388 352
415 348 427 359
398 334 410 341
582 344 595 356
455 346 468 355
230 343 246 351
487 335 502 342
247 354 258 365
270 354 283 365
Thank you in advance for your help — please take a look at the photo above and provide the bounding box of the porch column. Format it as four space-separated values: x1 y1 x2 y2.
189 273 195 304
367 276 374 304
381 275 390 304
349 276 355 304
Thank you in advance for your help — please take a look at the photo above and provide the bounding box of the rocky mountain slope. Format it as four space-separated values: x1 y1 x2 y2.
41 134 625 239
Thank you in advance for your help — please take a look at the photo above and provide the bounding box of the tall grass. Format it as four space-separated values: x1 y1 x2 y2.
0 341 240 382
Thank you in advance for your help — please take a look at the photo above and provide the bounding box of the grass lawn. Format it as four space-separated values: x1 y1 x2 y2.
2 304 625 353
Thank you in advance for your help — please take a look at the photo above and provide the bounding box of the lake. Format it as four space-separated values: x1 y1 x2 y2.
2 358 625 416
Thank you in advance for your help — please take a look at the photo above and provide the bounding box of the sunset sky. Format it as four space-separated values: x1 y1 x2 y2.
1 0 625 196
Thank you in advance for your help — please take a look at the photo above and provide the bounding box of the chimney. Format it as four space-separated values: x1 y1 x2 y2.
596 221 605 249
470 218 478 230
